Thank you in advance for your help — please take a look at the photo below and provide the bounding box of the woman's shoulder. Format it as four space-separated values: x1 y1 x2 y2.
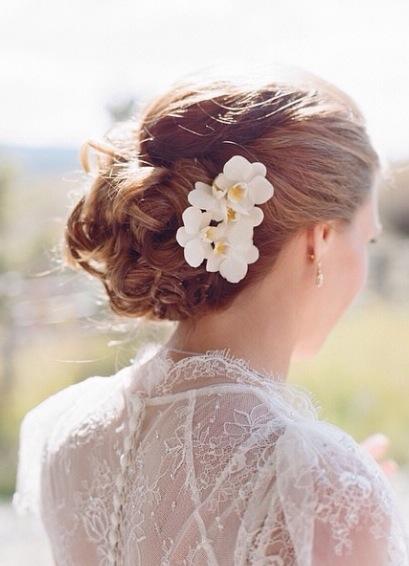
20 373 112 426
19 367 129 444
275 416 395 503
273 417 409 561
12 364 132 517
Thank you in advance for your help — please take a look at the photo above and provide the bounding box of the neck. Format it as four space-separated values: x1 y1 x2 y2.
164 275 299 382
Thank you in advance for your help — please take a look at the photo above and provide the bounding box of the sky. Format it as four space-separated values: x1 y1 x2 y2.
1 0 408 161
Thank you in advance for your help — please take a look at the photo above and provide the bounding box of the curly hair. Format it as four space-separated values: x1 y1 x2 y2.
63 69 380 321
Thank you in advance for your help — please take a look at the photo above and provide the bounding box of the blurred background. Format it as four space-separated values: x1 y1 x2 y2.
1 0 408 563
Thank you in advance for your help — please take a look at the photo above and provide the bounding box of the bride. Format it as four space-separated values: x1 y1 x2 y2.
13 66 409 564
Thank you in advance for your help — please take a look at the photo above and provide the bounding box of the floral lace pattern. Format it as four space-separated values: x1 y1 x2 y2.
13 346 409 565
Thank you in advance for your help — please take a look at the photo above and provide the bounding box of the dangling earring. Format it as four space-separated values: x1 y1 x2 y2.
315 260 323 287
309 253 324 287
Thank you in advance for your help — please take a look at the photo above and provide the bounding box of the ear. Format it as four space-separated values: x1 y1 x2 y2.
308 220 339 259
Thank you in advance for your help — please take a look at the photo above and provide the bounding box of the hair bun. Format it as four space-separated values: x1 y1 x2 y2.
63 74 379 321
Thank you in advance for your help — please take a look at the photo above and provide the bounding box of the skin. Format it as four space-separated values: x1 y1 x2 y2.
165 173 398 477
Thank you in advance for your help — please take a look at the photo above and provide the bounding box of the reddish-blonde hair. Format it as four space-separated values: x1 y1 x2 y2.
63 71 380 321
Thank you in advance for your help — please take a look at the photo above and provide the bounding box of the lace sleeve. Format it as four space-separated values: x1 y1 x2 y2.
270 420 409 565
12 376 103 518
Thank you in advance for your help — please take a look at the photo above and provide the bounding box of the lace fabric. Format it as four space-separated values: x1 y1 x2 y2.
12 345 409 565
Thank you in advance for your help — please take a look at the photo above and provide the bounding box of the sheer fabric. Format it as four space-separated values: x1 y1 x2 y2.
13 346 409 565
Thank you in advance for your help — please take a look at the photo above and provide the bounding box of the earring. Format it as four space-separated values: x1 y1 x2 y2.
315 260 324 287
309 253 324 287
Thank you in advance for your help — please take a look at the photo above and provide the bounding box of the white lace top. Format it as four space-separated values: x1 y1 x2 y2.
13 345 409 565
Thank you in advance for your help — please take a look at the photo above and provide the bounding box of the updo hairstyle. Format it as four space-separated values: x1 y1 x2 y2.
63 71 380 321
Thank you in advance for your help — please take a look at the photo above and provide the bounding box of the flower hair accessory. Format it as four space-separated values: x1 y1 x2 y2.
176 155 275 283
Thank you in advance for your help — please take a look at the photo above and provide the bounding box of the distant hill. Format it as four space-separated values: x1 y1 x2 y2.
0 144 79 176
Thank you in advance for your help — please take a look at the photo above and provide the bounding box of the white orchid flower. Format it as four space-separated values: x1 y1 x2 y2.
175 206 217 267
176 155 275 283
206 232 259 284
188 155 274 219
202 216 260 283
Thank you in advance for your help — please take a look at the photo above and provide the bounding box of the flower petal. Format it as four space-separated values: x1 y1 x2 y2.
208 222 227 240
206 252 223 272
182 206 205 234
188 183 217 211
247 206 264 227
212 207 226 222
250 162 267 179
227 219 254 245
176 226 194 247
195 181 212 191
184 238 207 267
248 176 274 204
228 195 254 215
244 244 259 264
199 210 213 229
223 155 253 182
219 255 248 283
212 173 231 194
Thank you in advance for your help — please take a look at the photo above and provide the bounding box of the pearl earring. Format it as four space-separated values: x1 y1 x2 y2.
309 253 324 287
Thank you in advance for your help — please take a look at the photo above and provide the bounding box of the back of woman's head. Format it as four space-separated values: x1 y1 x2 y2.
63 68 380 321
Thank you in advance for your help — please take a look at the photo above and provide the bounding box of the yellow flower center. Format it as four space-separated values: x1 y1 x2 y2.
228 182 247 202
212 180 226 199
201 226 218 242
226 207 237 222
214 240 228 255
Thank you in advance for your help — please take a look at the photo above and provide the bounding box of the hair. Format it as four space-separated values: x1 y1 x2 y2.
63 67 380 322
